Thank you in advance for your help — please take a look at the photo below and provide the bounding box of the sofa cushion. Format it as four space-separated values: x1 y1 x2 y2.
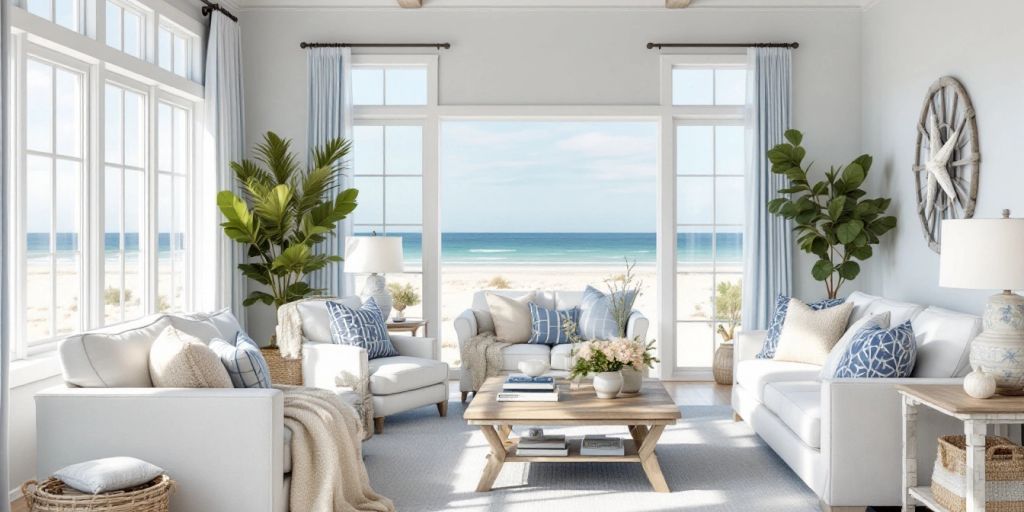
472 290 554 311
327 298 399 359
773 299 853 366
486 291 536 343
758 295 846 359
176 308 243 341
298 297 362 343
554 291 584 309
911 307 981 378
735 359 823 401
821 311 891 379
550 343 574 370
762 381 822 449
834 321 917 378
578 285 635 340
368 356 448 395
149 326 233 388
864 298 925 326
59 315 174 387
528 303 579 345
845 291 881 325
210 331 272 389
500 344 552 371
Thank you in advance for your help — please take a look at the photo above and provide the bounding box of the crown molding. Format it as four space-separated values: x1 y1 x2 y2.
234 0 873 12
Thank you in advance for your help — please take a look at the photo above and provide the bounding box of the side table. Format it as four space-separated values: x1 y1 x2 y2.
387 319 427 336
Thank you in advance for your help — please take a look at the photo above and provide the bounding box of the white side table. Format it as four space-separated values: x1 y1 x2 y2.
898 384 1024 512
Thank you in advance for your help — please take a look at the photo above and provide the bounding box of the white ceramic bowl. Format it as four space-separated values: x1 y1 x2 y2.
517 360 550 377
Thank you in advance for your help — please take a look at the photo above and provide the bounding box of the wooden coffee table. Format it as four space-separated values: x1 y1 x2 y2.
463 377 682 493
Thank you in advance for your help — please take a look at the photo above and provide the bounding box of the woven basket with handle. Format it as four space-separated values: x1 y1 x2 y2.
931 435 1024 512
261 346 303 385
21 475 174 512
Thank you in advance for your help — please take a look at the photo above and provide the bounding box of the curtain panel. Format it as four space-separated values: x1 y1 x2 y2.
1 0 10 506
306 47 354 297
742 47 793 330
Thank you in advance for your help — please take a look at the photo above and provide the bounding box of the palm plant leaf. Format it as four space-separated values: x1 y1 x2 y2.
255 132 301 185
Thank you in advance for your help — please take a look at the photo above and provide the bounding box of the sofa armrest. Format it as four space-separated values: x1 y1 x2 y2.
733 331 765 383
820 378 965 506
302 342 369 391
453 309 478 347
391 334 440 360
626 310 649 342
35 387 284 512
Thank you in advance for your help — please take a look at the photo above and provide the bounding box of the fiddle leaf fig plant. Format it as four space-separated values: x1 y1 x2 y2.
766 129 897 299
218 131 357 307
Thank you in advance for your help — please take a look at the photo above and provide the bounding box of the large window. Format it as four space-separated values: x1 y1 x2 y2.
156 102 190 312
26 0 81 32
158 21 196 79
106 0 146 58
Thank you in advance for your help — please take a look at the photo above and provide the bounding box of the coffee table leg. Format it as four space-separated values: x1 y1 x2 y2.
628 425 649 446
477 425 508 492
637 424 669 493
499 425 513 447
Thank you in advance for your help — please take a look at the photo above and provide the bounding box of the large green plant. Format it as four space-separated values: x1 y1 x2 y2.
766 129 897 299
218 132 357 307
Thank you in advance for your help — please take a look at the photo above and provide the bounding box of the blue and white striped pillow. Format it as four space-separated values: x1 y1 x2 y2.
326 297 399 360
833 321 917 378
757 294 846 359
528 303 578 345
210 331 272 388
577 285 636 341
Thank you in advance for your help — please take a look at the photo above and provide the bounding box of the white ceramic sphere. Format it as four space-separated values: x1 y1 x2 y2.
964 370 997 399
517 360 550 377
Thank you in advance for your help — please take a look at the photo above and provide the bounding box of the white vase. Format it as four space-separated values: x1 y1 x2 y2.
619 367 643 395
593 371 623 399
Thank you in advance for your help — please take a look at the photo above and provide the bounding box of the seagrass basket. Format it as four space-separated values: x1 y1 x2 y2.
931 435 1024 512
21 475 174 512
261 346 303 385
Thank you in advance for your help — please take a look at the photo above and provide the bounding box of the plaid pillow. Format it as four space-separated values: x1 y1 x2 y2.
210 331 272 388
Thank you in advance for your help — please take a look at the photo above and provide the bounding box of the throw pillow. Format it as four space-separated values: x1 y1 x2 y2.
485 291 536 343
210 331 272 388
149 325 233 388
472 309 496 334
54 457 164 494
819 311 891 379
577 285 636 340
772 298 854 365
528 303 579 345
326 297 399 359
757 294 846 359
834 321 917 378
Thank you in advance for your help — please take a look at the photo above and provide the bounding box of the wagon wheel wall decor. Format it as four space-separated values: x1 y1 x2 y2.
913 76 980 253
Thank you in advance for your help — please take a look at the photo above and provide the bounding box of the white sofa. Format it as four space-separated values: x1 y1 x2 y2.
453 289 649 401
732 291 982 510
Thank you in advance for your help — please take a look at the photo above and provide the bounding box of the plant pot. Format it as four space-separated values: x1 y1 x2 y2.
713 342 734 385
593 371 623 399
620 367 643 395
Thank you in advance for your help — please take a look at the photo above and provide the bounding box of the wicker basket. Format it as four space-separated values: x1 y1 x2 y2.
261 346 303 385
931 435 1024 512
712 342 733 385
21 475 174 512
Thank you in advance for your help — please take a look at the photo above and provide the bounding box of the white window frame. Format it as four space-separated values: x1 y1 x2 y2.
153 94 193 313
104 0 150 59
21 0 87 34
156 17 197 80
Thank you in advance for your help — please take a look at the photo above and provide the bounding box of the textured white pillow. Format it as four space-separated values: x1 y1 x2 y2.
54 457 163 494
820 311 891 378
485 291 536 343
149 326 233 388
773 299 854 366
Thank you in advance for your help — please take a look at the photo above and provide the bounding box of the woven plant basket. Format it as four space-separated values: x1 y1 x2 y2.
931 435 1024 512
21 475 174 512
712 343 733 385
261 346 303 386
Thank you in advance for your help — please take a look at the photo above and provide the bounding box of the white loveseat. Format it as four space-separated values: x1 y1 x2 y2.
453 289 649 401
732 291 982 510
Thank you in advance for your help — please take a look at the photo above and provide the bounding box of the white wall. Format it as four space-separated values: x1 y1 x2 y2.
7 375 62 502
861 0 1024 313
238 6 865 339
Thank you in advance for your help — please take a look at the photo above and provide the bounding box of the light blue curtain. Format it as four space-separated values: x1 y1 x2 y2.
742 47 793 331
1 0 10 506
306 47 354 297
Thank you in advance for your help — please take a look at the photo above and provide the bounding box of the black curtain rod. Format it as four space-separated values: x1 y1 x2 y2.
300 42 451 50
201 0 237 22
647 42 799 49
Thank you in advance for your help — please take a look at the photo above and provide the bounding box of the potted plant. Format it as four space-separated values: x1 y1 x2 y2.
569 340 629 398
387 282 420 322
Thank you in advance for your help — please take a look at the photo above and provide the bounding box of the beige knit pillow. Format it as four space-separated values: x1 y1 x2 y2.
773 298 854 366
485 291 536 344
149 326 233 388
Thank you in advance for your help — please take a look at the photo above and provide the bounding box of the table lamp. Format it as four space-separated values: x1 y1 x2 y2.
939 210 1024 395
344 236 404 320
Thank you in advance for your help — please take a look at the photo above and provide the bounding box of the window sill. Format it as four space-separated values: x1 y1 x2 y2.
10 351 62 388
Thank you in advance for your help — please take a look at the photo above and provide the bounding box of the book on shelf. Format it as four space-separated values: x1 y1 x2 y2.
517 434 566 450
515 447 569 457
580 435 625 456
502 374 555 391
496 388 560 402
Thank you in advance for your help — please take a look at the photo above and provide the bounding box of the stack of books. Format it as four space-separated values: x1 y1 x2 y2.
496 374 559 402
515 434 568 457
580 435 625 456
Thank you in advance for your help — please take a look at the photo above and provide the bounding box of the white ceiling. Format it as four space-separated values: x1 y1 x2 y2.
231 0 873 11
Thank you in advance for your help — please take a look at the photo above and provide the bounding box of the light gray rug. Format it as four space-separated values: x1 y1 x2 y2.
362 396 820 512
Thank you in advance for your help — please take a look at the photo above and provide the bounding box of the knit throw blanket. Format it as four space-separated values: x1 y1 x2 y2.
461 333 509 390
277 385 395 512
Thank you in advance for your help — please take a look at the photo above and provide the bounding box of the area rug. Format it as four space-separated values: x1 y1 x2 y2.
362 398 820 511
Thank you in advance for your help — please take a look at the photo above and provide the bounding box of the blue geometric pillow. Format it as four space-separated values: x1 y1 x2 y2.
833 321 917 378
209 331 272 389
757 294 846 359
326 297 399 360
528 303 579 345
577 285 637 340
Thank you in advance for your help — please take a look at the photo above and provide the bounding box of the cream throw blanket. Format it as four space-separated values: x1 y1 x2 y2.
461 333 508 390
277 385 395 512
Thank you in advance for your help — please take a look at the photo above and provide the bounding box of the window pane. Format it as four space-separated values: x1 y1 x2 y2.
677 272 713 320
715 125 744 175
123 11 142 58
385 177 422 225
172 176 187 310
672 68 713 105
28 0 53 21
677 176 713 224
157 173 173 312
676 322 714 368
104 167 122 324
123 169 144 320
55 67 82 158
26 60 53 154
677 227 713 264
55 159 81 335
173 107 188 174
715 69 746 105
27 155 53 341
353 125 383 174
353 176 383 224
717 227 743 263
158 103 172 171
392 226 422 272
158 28 172 70
54 0 78 30
385 68 427 106
715 273 743 328
715 177 744 225
352 68 384 106
385 126 422 175
105 2 122 50
104 85 123 164
123 89 145 167
173 35 188 77
676 125 712 176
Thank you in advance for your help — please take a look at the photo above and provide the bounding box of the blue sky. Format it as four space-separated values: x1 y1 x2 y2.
441 121 658 233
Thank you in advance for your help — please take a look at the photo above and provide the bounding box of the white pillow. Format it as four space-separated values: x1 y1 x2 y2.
149 326 233 388
820 311 891 379
485 291 536 343
54 456 164 494
773 299 854 366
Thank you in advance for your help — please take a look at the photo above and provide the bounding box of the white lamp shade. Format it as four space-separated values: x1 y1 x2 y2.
939 218 1024 290
343 236 404 274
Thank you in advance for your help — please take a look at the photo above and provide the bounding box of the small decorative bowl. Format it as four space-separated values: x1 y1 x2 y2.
517 360 550 377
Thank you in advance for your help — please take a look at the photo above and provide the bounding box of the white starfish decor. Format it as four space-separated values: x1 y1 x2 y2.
924 114 960 217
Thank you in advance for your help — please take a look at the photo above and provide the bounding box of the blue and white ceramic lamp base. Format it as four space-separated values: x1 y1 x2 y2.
969 291 1024 395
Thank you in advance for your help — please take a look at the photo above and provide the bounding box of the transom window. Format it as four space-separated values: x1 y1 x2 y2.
105 0 146 58
158 22 195 78
26 0 81 32
672 67 747 106
352 67 429 106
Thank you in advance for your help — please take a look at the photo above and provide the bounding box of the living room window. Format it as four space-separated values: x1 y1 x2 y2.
158 21 196 79
105 0 147 59
156 101 191 312
25 0 82 32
